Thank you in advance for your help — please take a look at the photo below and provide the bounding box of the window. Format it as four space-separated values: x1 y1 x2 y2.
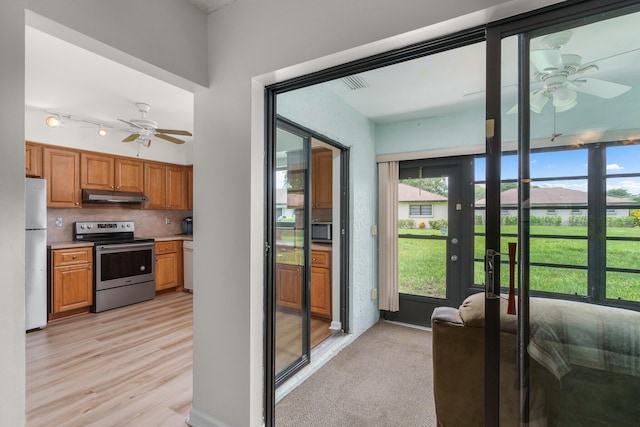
546 209 557 215
409 204 433 216
501 209 509 215
571 209 582 215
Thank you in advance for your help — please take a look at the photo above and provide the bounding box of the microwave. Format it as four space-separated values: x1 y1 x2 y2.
312 223 332 242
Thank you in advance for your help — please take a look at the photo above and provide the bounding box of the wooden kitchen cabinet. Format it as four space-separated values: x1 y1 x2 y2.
51 247 93 315
187 165 194 210
144 162 188 210
311 250 332 319
26 142 43 178
312 148 332 209
276 263 303 311
43 146 81 208
155 240 183 291
81 153 144 193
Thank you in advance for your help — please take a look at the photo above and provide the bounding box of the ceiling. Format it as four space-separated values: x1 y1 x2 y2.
186 0 236 14
321 11 640 127
24 7 640 152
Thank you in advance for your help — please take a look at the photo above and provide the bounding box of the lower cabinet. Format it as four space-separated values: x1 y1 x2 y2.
275 249 332 319
155 240 183 291
311 250 332 320
276 263 303 311
51 247 93 315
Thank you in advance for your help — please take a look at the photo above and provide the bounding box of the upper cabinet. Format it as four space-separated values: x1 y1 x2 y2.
80 153 144 193
187 165 193 210
29 142 191 210
144 162 188 210
26 142 43 178
43 146 81 208
312 148 333 209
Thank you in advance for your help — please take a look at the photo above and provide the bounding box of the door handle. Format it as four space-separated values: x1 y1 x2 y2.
485 249 500 299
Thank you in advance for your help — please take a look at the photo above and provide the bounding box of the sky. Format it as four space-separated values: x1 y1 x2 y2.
474 144 640 195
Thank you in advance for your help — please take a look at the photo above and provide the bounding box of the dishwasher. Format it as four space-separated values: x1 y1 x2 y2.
183 240 193 292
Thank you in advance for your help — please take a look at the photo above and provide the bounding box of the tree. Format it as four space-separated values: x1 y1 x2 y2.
475 185 486 201
501 182 518 192
401 178 448 197
607 188 632 198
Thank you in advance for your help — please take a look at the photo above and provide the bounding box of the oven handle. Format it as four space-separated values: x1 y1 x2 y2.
96 242 155 252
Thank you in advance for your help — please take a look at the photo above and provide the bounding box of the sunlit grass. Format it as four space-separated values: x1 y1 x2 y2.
401 226 640 302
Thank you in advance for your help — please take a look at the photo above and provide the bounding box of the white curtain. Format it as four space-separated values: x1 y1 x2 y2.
378 161 399 312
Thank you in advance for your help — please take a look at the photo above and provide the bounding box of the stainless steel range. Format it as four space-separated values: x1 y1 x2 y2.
74 221 155 312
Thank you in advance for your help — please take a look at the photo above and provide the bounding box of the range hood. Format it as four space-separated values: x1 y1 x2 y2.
82 189 148 204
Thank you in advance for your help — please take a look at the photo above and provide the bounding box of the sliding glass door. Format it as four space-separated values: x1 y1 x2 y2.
486 2 640 425
273 125 311 383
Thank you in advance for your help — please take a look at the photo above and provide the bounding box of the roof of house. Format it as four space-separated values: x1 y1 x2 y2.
398 183 448 202
475 187 635 206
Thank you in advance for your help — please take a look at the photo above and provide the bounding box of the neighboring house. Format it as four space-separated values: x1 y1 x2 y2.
475 187 634 224
398 183 448 227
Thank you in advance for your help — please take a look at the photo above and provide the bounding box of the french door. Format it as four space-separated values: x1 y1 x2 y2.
384 157 474 325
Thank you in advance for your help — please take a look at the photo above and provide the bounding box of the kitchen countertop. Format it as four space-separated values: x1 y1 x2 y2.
48 241 95 250
48 235 193 249
152 235 193 242
311 242 332 252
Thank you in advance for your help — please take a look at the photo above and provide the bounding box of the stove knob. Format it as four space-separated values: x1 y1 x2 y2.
127 224 131 228
87 225 92 229
80 225 85 229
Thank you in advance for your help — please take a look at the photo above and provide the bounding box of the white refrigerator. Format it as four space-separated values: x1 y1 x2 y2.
25 178 47 330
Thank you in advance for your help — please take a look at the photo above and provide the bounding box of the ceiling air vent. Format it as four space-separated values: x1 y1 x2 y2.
341 75 370 90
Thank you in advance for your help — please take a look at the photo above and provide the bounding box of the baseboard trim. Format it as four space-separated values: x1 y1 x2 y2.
329 320 342 330
186 408 232 427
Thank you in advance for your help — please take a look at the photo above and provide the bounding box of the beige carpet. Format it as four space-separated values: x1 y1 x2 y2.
275 320 437 427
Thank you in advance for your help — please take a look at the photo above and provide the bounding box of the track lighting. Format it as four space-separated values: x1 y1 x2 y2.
45 115 60 128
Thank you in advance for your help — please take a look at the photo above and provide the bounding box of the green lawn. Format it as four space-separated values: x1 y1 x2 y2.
399 226 640 302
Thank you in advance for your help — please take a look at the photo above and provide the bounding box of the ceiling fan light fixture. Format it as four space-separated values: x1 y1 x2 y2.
46 115 60 128
553 86 578 112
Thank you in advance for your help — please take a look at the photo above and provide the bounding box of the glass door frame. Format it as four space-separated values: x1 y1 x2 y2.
485 1 640 424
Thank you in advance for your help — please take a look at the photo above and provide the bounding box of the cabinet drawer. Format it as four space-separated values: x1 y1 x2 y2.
311 250 330 268
155 240 179 255
53 247 92 267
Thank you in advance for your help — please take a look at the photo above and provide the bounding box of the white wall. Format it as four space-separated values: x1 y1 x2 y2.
0 1 25 425
24 0 208 91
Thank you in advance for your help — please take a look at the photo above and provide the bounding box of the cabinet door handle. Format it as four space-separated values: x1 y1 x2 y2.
312 258 317 262
71 255 77 259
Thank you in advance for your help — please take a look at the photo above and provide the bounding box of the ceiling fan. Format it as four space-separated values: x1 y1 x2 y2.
508 30 632 114
118 102 192 146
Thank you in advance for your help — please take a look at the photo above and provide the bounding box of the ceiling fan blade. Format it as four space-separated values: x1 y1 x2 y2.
506 103 518 115
118 118 144 130
122 133 140 142
155 128 192 136
530 90 550 114
571 77 631 99
155 133 185 144
530 49 563 73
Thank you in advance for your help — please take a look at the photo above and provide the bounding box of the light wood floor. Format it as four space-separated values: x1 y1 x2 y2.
275 310 336 374
26 292 193 427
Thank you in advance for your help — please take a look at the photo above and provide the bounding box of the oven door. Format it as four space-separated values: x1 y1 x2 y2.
95 242 155 290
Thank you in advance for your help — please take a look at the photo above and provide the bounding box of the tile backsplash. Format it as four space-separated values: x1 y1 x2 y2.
47 207 193 243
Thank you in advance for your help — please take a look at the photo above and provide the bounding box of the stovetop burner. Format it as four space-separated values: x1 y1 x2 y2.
73 221 153 244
